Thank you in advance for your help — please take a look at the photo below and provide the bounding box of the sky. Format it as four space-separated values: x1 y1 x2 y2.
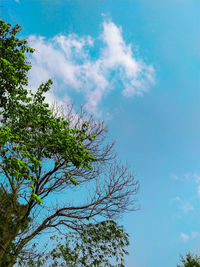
1 0 200 266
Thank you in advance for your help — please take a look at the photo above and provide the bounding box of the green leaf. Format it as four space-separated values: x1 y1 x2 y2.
31 193 44 204
69 177 79 186
29 184 35 191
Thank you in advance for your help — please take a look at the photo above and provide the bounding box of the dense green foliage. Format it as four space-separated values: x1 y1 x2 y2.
177 253 200 267
0 20 96 266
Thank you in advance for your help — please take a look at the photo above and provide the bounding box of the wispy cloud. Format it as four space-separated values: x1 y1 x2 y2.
171 196 181 202
194 173 200 183
170 197 194 214
171 173 200 183
180 231 200 242
180 202 194 214
171 174 179 180
180 232 189 242
171 172 200 200
191 232 200 239
28 19 155 115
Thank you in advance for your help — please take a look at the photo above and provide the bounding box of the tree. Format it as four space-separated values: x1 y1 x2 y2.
17 220 129 267
177 253 200 267
0 20 139 266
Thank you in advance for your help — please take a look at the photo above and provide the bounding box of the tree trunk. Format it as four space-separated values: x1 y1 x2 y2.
0 239 13 265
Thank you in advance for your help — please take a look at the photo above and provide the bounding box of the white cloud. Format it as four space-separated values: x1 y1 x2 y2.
171 172 200 202
171 196 193 215
171 173 200 183
180 232 189 242
183 173 191 180
170 196 181 206
172 196 181 202
28 35 81 88
180 232 200 242
194 173 200 183
171 174 179 180
28 19 155 115
180 202 194 214
191 232 200 239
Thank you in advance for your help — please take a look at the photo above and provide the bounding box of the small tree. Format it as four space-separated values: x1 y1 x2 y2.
0 20 139 266
177 253 200 267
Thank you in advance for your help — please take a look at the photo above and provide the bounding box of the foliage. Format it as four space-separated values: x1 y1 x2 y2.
177 253 200 267
18 220 129 267
0 20 33 119
0 188 31 266
0 20 138 266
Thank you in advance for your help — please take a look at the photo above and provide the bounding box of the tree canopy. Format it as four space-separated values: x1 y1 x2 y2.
0 20 139 266
177 253 200 267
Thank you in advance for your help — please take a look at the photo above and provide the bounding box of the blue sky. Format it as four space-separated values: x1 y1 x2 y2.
2 0 200 266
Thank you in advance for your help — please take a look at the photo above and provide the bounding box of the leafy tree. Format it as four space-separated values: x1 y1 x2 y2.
0 20 139 266
17 220 129 267
177 253 200 267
